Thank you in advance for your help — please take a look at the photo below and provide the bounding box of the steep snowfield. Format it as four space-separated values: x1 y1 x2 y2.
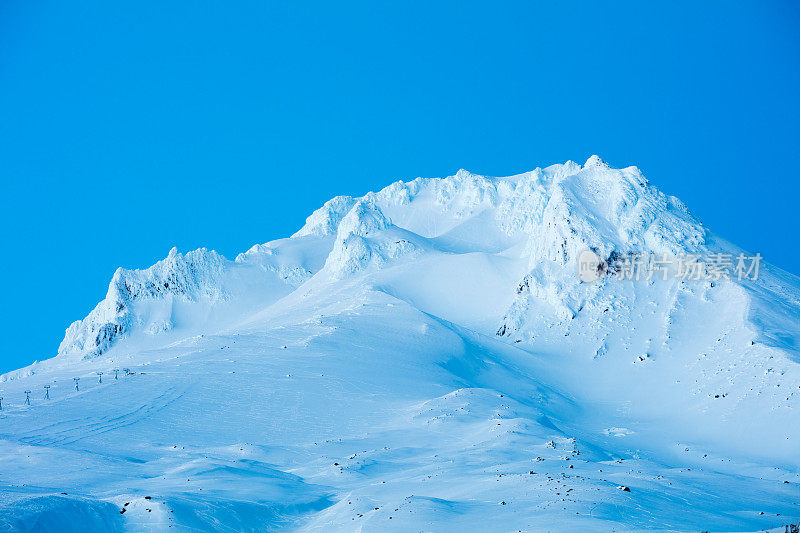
1 157 799 532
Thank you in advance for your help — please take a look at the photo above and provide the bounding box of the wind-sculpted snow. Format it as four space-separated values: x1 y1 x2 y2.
322 199 427 277
495 158 708 336
6 157 799 531
56 245 311 360
58 248 227 359
293 195 357 238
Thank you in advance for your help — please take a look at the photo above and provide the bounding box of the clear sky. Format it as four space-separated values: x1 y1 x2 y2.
1 1 799 373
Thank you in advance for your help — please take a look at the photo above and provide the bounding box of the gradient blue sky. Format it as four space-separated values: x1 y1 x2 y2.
1 1 799 372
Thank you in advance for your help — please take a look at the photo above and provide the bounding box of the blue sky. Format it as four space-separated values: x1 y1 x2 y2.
1 1 799 373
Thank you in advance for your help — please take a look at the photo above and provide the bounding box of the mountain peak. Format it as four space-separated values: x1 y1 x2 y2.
583 154 607 168
454 168 479 179
52 158 710 360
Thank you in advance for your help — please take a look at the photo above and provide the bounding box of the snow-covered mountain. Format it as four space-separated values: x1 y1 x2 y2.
1 157 798 532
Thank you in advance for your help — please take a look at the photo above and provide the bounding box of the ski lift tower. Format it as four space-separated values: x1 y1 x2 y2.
24 390 31 405
44 385 50 400
73 377 80 391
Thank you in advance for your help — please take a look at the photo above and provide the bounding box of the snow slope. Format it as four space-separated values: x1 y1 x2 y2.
1 157 799 532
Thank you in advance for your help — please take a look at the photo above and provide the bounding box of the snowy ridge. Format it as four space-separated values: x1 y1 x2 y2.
322 199 427 277
58 248 228 359
292 195 357 238
56 244 314 361
50 156 778 361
